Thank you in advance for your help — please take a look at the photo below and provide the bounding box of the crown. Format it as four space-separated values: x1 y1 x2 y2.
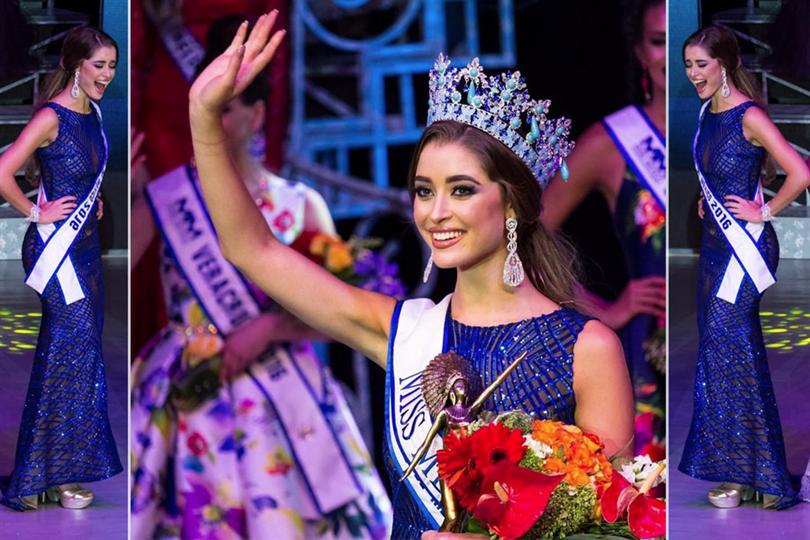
427 53 573 187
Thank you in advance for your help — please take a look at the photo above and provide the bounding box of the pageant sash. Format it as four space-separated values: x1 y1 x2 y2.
694 101 775 301
25 101 106 304
387 294 453 529
146 166 261 335
156 18 204 82
603 105 667 211
247 345 363 516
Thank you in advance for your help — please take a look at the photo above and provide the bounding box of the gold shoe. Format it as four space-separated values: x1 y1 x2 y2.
19 492 46 510
708 483 743 508
45 484 94 509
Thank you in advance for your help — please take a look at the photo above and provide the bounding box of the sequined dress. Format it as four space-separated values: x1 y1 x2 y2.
384 306 590 537
678 101 795 502
1 102 122 510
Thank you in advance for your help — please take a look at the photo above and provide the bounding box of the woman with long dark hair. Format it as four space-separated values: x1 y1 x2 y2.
0 26 122 511
541 0 667 458
186 13 635 537
679 25 810 510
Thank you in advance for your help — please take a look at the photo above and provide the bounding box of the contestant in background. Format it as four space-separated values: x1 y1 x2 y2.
187 13 634 537
0 27 121 511
541 0 666 458
130 16 391 540
679 25 810 510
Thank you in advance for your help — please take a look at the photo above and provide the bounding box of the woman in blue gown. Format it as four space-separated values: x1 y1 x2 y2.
679 26 810 510
185 13 635 537
0 27 122 511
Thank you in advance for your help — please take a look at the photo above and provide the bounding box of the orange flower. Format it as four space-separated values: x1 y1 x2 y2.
309 233 340 257
325 243 354 272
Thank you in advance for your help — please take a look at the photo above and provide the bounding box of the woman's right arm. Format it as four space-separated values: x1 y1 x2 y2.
0 108 76 222
188 13 395 366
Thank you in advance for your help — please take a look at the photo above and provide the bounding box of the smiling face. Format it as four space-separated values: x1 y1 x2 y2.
76 45 117 100
412 141 510 272
684 44 724 100
635 1 667 96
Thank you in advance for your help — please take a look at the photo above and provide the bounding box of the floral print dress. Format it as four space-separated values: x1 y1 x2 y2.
130 171 392 539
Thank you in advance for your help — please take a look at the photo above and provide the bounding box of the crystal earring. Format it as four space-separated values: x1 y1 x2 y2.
503 218 524 287
422 252 433 283
721 69 730 98
71 71 80 99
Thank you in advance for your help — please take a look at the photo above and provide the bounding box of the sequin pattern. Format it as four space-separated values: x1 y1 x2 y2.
1 102 121 510
678 101 795 502
384 307 590 537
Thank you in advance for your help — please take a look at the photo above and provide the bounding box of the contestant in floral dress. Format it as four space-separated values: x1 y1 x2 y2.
130 17 391 539
186 13 635 537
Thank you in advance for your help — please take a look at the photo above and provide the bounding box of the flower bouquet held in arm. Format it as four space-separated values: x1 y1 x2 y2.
403 351 667 540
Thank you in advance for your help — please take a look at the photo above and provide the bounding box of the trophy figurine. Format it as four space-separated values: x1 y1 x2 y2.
400 350 528 532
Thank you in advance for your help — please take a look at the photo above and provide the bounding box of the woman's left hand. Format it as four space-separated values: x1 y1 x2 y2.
96 197 104 220
724 195 763 223
220 314 277 380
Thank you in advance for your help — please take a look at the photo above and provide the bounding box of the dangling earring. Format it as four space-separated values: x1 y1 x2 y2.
422 252 433 284
641 68 651 103
502 218 524 287
71 71 80 99
721 69 730 98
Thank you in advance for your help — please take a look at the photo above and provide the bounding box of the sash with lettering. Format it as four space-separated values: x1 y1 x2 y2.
602 105 667 211
693 101 775 303
146 166 361 513
387 294 453 528
144 9 204 83
25 101 106 304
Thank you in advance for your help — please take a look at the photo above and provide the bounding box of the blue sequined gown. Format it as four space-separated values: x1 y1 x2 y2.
1 103 122 510
384 306 590 537
678 101 795 502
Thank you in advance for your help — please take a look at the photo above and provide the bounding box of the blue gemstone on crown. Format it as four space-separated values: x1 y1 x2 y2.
427 53 574 187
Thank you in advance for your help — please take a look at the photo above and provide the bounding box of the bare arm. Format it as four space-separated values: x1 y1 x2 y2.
744 107 810 215
540 122 623 231
188 13 395 366
572 320 634 459
130 129 157 267
0 108 76 223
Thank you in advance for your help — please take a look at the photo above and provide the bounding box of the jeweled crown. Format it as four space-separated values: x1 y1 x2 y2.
427 53 573 187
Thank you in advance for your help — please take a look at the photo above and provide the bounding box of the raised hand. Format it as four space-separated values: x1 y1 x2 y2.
697 194 704 219
96 197 104 220
188 11 285 117
39 196 77 224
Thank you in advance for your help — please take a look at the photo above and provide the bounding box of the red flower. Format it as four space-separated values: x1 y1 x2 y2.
187 432 208 456
437 430 483 511
469 423 526 479
473 462 565 540
628 494 666 539
601 469 666 539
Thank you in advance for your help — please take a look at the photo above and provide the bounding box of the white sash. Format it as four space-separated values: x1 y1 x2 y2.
146 166 261 334
694 101 775 302
247 345 363 516
25 101 106 304
387 294 452 529
156 19 204 82
603 105 667 211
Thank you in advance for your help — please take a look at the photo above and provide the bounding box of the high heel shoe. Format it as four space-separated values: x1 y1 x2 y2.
708 483 753 508
45 484 94 509
18 492 46 511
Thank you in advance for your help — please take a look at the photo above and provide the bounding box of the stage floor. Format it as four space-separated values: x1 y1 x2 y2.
669 255 810 539
0 258 127 538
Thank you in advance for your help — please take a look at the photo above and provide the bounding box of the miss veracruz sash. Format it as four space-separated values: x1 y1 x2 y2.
146 165 361 514
694 101 775 303
25 101 106 304
602 105 667 211
387 294 453 529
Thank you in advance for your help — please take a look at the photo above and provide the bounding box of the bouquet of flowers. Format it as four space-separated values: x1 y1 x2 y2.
436 411 666 540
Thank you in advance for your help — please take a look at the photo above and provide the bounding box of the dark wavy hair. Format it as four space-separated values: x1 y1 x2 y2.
407 120 581 305
624 0 665 103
